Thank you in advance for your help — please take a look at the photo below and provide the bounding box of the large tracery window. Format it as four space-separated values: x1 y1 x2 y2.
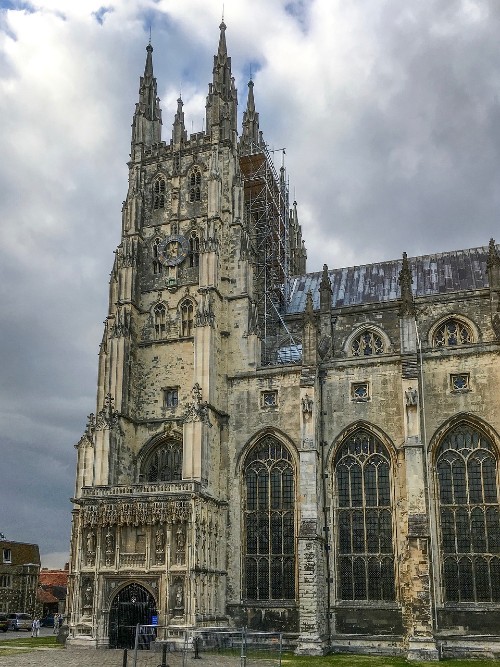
436 423 500 603
243 436 295 601
351 330 385 357
145 440 182 482
334 429 395 601
433 318 473 347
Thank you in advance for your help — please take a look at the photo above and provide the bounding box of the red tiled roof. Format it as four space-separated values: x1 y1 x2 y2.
39 570 68 587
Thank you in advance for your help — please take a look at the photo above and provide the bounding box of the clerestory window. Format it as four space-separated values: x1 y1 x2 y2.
334 429 395 601
436 422 500 603
351 330 385 357
433 318 473 348
243 436 295 601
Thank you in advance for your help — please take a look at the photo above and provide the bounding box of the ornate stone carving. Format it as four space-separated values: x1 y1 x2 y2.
175 524 186 565
104 529 115 566
117 237 138 269
111 306 131 338
405 386 418 406
196 290 214 327
81 500 190 528
82 577 94 610
95 394 120 430
183 383 212 426
301 394 313 415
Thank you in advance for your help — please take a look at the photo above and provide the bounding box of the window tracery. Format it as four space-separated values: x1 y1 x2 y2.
189 167 201 203
153 177 166 209
334 429 395 601
243 436 295 601
153 303 167 339
144 440 182 483
433 318 473 347
350 330 385 357
180 300 194 337
436 422 500 603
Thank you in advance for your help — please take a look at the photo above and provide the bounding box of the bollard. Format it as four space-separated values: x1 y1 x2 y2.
156 643 169 667
122 648 128 667
193 636 201 659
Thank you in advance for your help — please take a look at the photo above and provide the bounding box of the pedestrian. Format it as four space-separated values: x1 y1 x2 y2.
53 613 59 634
31 618 40 638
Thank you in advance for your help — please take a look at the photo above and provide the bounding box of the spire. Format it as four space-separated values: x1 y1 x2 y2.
172 96 187 146
398 252 416 317
206 22 237 141
240 79 261 150
131 44 162 149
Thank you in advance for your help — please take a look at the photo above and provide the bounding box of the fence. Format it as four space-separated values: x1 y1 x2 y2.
128 625 283 667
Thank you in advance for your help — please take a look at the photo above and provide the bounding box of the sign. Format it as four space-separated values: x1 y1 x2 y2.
151 616 158 626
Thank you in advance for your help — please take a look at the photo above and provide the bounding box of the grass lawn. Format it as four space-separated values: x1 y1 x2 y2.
280 656 499 667
0 635 62 655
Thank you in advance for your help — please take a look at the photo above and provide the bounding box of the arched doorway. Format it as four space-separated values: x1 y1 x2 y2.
109 583 157 649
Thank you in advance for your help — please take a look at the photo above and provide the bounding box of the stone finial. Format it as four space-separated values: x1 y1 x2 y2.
398 252 416 317
320 264 332 313
304 290 315 324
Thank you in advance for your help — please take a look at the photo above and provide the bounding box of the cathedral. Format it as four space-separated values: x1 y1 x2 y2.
67 23 500 659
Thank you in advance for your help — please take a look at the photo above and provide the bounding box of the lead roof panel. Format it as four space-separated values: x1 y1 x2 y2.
287 245 492 314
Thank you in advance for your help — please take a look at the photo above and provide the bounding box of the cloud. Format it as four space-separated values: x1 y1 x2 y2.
1 0 499 562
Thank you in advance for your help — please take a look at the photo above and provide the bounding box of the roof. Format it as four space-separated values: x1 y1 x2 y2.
39 570 68 587
287 245 491 314
0 540 40 567
37 589 58 604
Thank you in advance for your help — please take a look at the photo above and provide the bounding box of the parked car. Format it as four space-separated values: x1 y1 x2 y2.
0 614 8 632
41 615 54 627
7 613 32 631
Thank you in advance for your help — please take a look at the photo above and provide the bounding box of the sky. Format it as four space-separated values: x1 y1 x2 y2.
1 0 500 567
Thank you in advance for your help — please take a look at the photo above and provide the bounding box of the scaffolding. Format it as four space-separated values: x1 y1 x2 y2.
240 143 301 365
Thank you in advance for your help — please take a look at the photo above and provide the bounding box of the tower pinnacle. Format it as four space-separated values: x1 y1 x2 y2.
205 22 237 141
131 44 162 149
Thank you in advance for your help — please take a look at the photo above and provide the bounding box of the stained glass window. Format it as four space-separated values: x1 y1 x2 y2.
436 423 500 602
334 429 395 601
243 436 295 600
433 319 473 347
351 330 385 357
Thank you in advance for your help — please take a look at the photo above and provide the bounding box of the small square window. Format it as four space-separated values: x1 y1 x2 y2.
164 388 179 408
3 549 11 564
351 382 370 402
451 373 470 392
261 391 278 408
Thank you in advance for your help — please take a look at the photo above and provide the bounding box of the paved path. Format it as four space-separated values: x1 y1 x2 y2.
0 646 278 667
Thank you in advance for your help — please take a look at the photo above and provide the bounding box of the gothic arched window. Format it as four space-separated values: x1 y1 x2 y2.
145 441 182 482
350 330 385 357
153 177 166 210
180 300 194 337
436 422 500 602
189 167 201 203
153 303 167 339
152 237 162 275
334 429 395 601
189 233 200 268
243 436 295 600
433 318 473 348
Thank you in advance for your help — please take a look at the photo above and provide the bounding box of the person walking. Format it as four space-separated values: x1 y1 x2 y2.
53 613 59 634
31 618 40 638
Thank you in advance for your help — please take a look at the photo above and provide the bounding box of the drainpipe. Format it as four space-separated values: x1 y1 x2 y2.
319 368 332 642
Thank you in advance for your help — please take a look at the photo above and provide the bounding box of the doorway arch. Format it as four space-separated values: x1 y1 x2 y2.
108 583 157 649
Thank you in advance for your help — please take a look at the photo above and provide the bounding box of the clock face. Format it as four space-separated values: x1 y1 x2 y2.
157 234 190 267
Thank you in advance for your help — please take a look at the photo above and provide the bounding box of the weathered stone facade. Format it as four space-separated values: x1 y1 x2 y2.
0 540 40 615
68 25 500 659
